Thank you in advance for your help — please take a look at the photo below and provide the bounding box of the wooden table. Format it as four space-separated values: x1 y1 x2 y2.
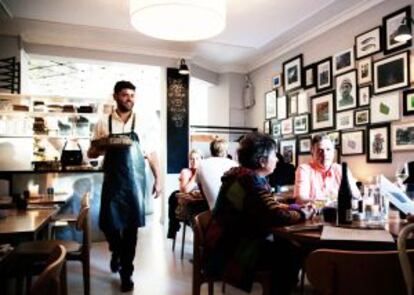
27 192 71 205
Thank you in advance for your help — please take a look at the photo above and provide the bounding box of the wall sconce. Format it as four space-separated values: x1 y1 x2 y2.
394 16 413 42
178 59 190 75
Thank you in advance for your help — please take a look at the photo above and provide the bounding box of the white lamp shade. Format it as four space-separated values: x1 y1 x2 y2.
129 0 226 41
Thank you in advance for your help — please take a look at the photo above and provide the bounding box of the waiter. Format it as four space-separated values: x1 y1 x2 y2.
88 80 161 292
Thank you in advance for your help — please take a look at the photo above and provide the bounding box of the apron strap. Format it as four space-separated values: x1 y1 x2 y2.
108 114 113 135
131 114 136 132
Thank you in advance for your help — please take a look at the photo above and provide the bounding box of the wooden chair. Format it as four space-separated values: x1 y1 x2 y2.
15 205 91 295
30 245 67 295
193 210 271 295
306 248 414 295
398 223 414 295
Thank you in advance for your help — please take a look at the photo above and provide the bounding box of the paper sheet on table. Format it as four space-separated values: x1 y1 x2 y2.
321 225 394 243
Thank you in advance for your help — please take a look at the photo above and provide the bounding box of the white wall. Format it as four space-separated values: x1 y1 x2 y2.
247 0 414 182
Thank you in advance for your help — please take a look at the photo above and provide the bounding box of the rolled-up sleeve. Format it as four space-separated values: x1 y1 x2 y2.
293 164 311 202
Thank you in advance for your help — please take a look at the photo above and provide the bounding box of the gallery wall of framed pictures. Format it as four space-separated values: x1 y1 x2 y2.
262 4 414 167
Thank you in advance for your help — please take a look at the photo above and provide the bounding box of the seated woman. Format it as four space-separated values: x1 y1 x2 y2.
204 132 311 295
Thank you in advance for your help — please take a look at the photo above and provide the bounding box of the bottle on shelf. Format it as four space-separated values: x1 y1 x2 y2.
337 162 353 225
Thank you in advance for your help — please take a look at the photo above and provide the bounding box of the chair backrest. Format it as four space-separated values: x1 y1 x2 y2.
306 248 414 295
193 210 212 280
30 245 66 295
398 223 414 295
76 206 90 255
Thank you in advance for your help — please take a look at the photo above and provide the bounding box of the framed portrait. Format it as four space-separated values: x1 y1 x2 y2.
288 93 298 116
277 95 287 120
264 120 271 134
357 57 372 85
283 54 303 92
272 74 282 89
281 117 293 135
335 70 358 111
355 109 370 126
265 90 277 119
371 92 400 124
392 121 414 151
304 64 315 89
373 50 410 95
294 114 310 135
315 57 333 92
298 136 312 154
355 26 382 59
382 5 412 55
336 110 354 130
280 138 297 167
271 119 281 137
367 123 391 163
333 48 355 75
311 91 335 132
327 131 340 147
341 129 365 156
358 85 371 107
403 88 414 116
297 91 310 114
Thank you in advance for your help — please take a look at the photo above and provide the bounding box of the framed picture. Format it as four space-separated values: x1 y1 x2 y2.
355 109 370 126
355 26 382 59
371 92 400 124
392 121 414 151
298 136 312 154
358 85 371 107
271 119 281 137
335 70 358 111
403 88 414 116
311 91 335 132
277 95 287 120
288 93 298 116
264 120 271 134
265 90 277 119
283 54 303 92
272 74 282 89
336 110 354 130
373 50 410 95
327 131 340 147
382 5 412 55
357 57 372 85
280 138 297 167
294 114 309 135
297 91 310 114
341 129 365 156
367 123 391 163
333 48 355 75
281 118 293 135
304 64 315 89
315 57 332 92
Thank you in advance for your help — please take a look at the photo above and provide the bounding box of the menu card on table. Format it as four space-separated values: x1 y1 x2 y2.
321 225 394 243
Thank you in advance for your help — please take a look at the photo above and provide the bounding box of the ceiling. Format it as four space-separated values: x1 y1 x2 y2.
0 0 384 73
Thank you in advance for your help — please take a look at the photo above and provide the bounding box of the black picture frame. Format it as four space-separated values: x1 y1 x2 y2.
271 119 281 137
373 50 410 95
264 120 271 134
288 92 298 116
354 26 382 60
277 95 288 120
382 5 412 55
358 85 371 107
341 129 365 156
304 64 315 89
294 114 310 135
298 136 312 154
280 138 297 167
272 74 282 89
333 48 355 75
403 88 414 116
265 90 277 119
315 57 333 93
335 69 358 112
281 117 293 136
357 57 372 85
336 110 354 130
311 91 336 132
367 123 392 163
355 109 370 126
283 54 303 93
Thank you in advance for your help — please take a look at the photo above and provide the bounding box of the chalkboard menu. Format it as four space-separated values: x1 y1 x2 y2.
167 68 189 173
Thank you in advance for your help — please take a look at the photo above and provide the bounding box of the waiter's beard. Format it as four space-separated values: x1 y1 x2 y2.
117 102 134 113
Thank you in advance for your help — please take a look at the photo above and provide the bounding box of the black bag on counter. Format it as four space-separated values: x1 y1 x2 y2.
60 141 83 167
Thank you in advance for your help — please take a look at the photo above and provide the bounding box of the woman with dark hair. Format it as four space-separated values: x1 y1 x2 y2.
204 132 310 295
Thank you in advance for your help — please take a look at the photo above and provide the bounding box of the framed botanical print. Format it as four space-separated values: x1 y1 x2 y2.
355 26 382 59
341 129 365 156
277 95 287 120
357 57 372 85
264 120 271 134
403 88 414 116
298 136 312 154
336 110 354 130
382 5 412 55
272 74 282 89
370 92 400 124
271 119 281 137
355 109 370 126
335 70 358 111
281 117 293 135
265 90 277 119
283 54 303 92
367 123 391 163
333 48 355 75
327 131 340 147
297 91 310 114
311 91 335 132
392 121 414 151
280 138 297 167
358 85 371 107
315 57 333 92
373 50 410 95
304 64 315 89
294 114 309 135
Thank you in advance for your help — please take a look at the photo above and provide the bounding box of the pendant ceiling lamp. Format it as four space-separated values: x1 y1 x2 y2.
129 0 226 41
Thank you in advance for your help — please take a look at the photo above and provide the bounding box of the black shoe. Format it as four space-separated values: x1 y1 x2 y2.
110 253 120 273
120 276 134 292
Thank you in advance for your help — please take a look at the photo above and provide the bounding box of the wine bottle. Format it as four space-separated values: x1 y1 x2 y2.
337 162 352 225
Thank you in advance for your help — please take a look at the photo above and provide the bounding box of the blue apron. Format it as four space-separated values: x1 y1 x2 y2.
99 113 146 232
